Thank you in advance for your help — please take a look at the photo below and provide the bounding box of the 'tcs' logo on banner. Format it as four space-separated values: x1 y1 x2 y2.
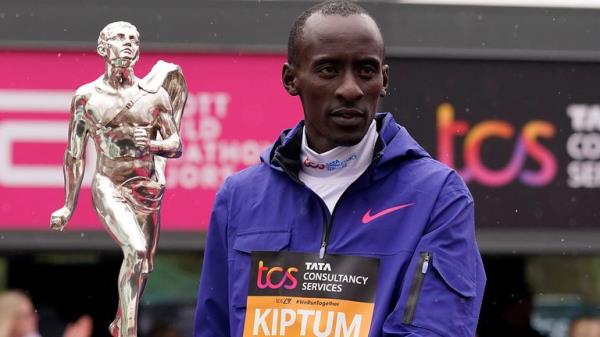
437 103 557 187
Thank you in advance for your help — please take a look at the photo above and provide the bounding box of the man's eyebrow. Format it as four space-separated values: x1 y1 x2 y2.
310 56 340 65
357 55 382 63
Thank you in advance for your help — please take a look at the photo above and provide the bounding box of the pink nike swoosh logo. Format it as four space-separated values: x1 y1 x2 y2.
362 203 415 224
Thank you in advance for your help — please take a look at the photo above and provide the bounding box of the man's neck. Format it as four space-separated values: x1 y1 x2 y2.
298 121 378 213
104 60 135 89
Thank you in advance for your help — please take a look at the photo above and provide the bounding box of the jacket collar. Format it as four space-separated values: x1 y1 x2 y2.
261 112 431 184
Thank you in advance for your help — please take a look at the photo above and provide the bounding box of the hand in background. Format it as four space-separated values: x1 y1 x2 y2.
62 315 93 337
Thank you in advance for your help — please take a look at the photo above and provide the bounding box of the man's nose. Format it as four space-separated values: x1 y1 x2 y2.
335 71 363 102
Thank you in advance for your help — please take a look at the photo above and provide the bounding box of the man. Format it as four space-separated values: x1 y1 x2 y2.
194 1 485 336
570 317 600 337
49 22 186 337
0 290 93 337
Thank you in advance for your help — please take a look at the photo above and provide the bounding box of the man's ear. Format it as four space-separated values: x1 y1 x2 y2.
282 63 299 96
380 64 389 97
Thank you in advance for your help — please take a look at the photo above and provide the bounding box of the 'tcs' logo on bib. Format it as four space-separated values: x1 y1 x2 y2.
256 260 299 290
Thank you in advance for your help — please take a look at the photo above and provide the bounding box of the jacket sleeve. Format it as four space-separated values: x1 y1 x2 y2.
194 182 231 337
382 171 486 337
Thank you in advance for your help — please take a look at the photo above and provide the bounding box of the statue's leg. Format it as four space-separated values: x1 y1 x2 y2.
92 175 149 337
109 307 122 337
135 207 160 274
128 209 160 329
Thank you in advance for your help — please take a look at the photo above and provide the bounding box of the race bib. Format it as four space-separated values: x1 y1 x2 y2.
243 252 380 337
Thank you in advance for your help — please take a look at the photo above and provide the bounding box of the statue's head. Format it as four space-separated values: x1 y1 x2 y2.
97 21 140 67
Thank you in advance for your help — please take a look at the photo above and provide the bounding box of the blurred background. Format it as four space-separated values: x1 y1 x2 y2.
1 1 600 336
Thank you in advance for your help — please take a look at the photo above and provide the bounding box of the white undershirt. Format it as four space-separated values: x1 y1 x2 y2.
298 121 378 213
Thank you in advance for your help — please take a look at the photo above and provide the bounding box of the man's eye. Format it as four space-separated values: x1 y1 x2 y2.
317 66 337 76
359 66 377 77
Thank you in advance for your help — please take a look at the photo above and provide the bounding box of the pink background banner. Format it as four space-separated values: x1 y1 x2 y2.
0 51 303 231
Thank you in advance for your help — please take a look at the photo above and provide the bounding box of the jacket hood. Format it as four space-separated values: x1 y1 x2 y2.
260 112 431 181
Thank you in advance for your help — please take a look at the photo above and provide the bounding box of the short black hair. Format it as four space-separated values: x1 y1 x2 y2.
287 1 380 66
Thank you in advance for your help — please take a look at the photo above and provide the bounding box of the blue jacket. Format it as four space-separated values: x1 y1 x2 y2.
194 113 486 337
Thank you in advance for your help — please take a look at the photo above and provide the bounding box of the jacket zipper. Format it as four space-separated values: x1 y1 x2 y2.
274 149 384 260
318 151 384 259
403 252 431 324
318 196 338 259
317 197 330 259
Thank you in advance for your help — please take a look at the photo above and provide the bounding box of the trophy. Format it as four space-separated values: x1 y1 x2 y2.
50 21 187 337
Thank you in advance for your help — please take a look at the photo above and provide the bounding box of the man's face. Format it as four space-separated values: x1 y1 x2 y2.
283 13 388 153
103 25 140 65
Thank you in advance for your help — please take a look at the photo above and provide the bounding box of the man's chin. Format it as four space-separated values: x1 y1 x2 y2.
109 57 133 67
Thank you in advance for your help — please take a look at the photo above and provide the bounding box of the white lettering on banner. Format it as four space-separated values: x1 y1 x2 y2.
566 104 600 188
0 90 72 112
252 309 361 337
0 89 86 188
167 164 236 190
190 92 230 118
170 92 270 190
0 90 269 189
567 104 600 132
567 161 600 188
0 120 95 187
566 133 600 160
178 141 267 165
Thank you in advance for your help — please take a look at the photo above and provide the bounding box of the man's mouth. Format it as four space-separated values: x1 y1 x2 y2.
329 108 366 128
330 107 364 119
